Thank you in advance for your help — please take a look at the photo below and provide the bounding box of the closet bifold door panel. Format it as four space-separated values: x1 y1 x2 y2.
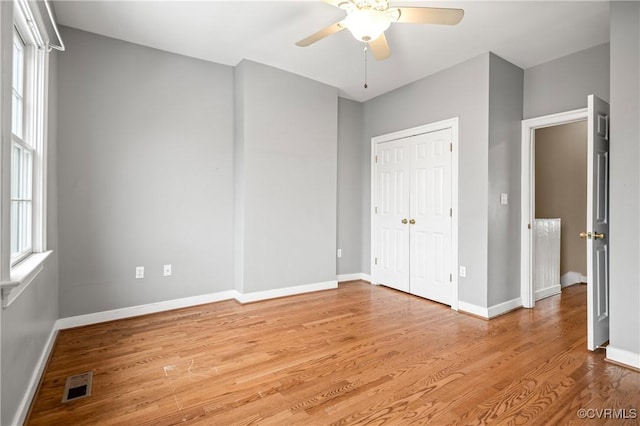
375 128 453 306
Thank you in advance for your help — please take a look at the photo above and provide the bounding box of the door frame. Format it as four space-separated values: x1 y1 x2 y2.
520 108 587 308
370 117 459 310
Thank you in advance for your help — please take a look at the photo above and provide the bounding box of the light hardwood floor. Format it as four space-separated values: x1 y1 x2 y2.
28 281 640 425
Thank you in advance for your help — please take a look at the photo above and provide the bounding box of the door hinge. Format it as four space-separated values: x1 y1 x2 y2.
374 257 378 265
450 273 453 282
449 143 453 152
528 223 532 230
375 155 378 163
449 208 453 217
375 206 378 214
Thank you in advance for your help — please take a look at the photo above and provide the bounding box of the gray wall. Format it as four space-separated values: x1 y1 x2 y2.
57 27 235 317
0 43 60 426
234 60 337 293
524 43 610 119
337 97 364 276
487 53 524 306
363 53 490 307
609 2 640 361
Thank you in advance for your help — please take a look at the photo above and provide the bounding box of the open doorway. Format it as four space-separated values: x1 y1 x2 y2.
533 121 587 300
521 95 610 351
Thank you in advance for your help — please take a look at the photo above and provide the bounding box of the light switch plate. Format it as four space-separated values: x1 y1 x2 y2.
163 264 172 277
135 266 144 279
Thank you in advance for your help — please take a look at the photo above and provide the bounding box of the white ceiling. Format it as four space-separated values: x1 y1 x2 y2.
53 0 610 102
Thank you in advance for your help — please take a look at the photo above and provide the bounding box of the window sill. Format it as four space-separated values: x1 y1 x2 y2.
1 251 52 308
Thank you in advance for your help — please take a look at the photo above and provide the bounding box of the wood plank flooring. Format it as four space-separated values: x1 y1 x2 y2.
27 282 640 425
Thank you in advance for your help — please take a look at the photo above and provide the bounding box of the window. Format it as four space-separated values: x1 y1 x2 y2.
11 30 34 265
10 3 48 267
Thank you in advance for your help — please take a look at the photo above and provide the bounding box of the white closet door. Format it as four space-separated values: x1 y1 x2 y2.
409 129 453 305
375 139 410 292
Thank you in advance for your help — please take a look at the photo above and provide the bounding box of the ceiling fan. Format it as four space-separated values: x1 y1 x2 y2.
296 0 464 60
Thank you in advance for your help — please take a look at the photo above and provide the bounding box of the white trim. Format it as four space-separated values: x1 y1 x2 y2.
560 271 586 288
233 281 337 304
606 346 640 370
534 285 561 301
371 117 459 310
488 297 523 318
520 108 588 308
1 250 51 307
56 281 340 329
337 273 371 283
56 290 237 330
458 301 488 318
459 297 523 319
12 325 57 426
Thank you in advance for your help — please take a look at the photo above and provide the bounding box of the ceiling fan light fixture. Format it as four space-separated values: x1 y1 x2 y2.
344 9 391 42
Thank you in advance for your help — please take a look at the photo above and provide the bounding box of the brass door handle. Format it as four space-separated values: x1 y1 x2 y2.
409 219 416 225
593 232 606 240
579 232 591 239
401 219 408 224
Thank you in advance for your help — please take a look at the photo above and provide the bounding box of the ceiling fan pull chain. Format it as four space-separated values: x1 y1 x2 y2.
364 43 368 89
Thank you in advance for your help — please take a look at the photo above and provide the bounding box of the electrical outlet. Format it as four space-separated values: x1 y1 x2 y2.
459 266 467 278
135 266 144 279
500 193 509 205
337 249 342 258
163 264 172 277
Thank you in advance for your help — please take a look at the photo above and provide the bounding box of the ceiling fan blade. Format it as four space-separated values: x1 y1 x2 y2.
395 7 464 25
369 33 391 61
296 20 345 47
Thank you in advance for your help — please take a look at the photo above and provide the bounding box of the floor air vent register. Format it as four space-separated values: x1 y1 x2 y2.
62 371 93 403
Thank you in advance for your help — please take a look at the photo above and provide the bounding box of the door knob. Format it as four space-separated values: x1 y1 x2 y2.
593 232 606 240
409 219 416 225
401 219 408 224
579 232 591 239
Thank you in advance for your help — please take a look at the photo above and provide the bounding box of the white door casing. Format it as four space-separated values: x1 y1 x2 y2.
586 94 610 351
372 118 458 309
520 108 588 309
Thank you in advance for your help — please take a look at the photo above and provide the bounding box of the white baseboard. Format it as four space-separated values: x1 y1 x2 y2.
458 301 489 318
56 290 237 330
234 281 337 304
488 297 523 318
57 282 340 329
535 285 561 301
606 346 640 370
12 325 58 426
337 273 371 283
458 297 523 319
561 271 586 288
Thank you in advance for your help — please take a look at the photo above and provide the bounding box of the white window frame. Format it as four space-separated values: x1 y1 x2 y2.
10 2 48 268
1 0 54 309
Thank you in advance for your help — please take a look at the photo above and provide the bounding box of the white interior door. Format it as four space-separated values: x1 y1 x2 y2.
410 130 453 305
374 128 453 305
586 94 610 351
375 139 410 292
